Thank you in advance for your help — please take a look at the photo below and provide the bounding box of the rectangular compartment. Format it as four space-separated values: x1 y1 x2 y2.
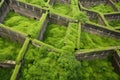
0 0 46 38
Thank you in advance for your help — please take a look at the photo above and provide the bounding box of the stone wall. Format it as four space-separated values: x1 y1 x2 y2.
0 0 10 23
9 0 46 20
49 0 55 6
76 48 120 75
82 23 120 39
38 14 49 40
79 0 109 8
0 26 26 44
104 13 120 21
83 9 98 19
112 52 120 75
49 13 77 26
76 49 113 60
79 0 118 11
85 10 106 25
55 0 70 4
98 15 106 26
0 60 15 68
37 13 77 41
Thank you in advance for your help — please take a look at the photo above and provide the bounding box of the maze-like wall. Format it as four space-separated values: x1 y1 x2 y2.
0 0 120 80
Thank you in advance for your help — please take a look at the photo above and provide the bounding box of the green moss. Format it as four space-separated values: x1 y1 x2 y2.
80 58 120 80
4 11 40 38
43 23 67 48
74 12 89 22
80 31 120 49
0 68 13 80
19 45 120 80
0 37 21 61
51 3 72 17
115 2 120 10
89 4 114 13
62 23 79 53
19 45 81 80
51 3 88 21
19 0 48 7
109 20 120 28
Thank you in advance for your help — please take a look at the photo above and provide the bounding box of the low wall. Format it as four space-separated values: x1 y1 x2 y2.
49 13 77 26
76 48 120 75
49 0 55 6
0 60 15 68
0 0 10 23
37 13 77 41
112 51 120 75
104 13 120 21
78 5 106 26
38 14 49 40
82 23 120 39
79 0 118 11
9 0 46 20
76 49 113 60
55 0 70 4
0 25 26 44
79 0 109 8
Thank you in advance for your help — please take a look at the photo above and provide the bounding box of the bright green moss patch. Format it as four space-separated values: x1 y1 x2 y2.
89 4 114 13
62 23 79 53
108 20 120 28
20 45 81 80
51 3 88 21
80 58 120 80
0 68 13 80
19 0 48 7
43 23 67 48
19 45 120 80
4 11 40 38
0 37 21 61
51 3 72 17
80 31 120 49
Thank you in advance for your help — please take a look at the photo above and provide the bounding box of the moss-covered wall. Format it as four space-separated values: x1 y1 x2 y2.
9 0 46 20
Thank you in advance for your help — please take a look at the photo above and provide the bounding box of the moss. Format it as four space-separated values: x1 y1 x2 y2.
80 31 120 49
115 2 120 10
19 45 120 80
43 23 67 48
4 11 40 38
51 3 72 17
19 45 81 80
62 23 79 53
80 58 120 80
108 20 120 28
89 4 114 13
0 68 13 80
51 3 88 21
0 37 21 61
